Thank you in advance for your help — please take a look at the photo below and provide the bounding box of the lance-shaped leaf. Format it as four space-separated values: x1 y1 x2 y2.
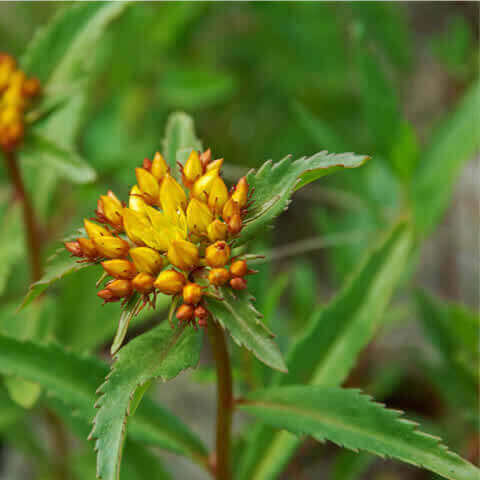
110 294 141 355
237 221 413 480
239 385 478 480
162 111 203 176
206 288 287 373
0 333 207 463
21 249 91 309
239 151 369 245
90 321 204 480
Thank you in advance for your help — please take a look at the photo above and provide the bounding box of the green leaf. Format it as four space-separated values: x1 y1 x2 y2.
237 221 413 480
0 333 207 461
21 249 90 309
332 450 374 480
206 288 287 373
162 111 202 176
239 385 478 480
110 293 141 355
239 151 369 245
21 2 127 87
412 81 480 235
20 132 96 184
90 321 204 480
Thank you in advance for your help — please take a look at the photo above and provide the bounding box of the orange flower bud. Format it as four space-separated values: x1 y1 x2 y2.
154 269 186 295
191 169 219 202
107 279 132 298
97 289 117 303
151 152 168 180
132 272 155 294
84 219 111 241
206 158 223 172
94 236 130 259
183 150 203 185
183 283 203 305
205 241 231 268
22 77 40 97
143 157 152 170
129 247 164 275
228 213 242 235
208 268 230 286
136 167 159 204
176 304 194 322
207 219 228 242
194 305 209 326
222 198 240 222
208 176 229 214
199 148 211 169
65 241 82 257
231 176 249 208
230 260 248 277
167 239 199 271
77 238 97 258
160 173 187 213
101 259 136 279
186 198 213 235
230 276 247 290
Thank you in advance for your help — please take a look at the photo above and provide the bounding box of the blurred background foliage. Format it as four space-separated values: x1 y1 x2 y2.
0 2 478 479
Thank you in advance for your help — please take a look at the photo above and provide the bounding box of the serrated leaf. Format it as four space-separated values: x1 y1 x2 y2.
237 221 413 480
412 81 480 235
90 321 204 480
206 288 287 373
21 2 127 87
20 132 96 184
239 151 369 245
110 294 141 355
0 333 207 463
239 385 478 480
162 111 202 176
21 250 90 309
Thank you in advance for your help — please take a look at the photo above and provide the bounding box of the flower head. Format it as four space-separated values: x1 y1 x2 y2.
65 148 254 328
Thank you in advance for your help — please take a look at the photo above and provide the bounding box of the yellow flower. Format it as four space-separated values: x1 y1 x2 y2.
208 176 229 214
154 269 186 295
183 283 203 305
205 241 231 268
232 176 249 208
77 238 97 258
84 219 111 241
129 185 148 215
160 173 187 213
132 272 155 294
106 279 132 298
101 259 137 279
183 150 203 184
151 152 168 180
207 219 228 242
135 167 159 204
168 239 199 271
191 168 220 202
206 158 223 171
129 247 164 275
187 198 213 235
99 191 123 229
208 267 230 286
222 198 240 222
94 236 130 259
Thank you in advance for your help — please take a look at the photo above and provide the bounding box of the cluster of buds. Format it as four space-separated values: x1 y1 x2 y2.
65 149 255 328
0 53 40 152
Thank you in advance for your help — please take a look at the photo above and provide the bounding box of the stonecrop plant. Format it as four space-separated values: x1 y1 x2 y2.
1 4 478 480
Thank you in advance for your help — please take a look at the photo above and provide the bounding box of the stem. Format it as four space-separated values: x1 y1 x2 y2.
209 321 233 480
3 150 42 282
3 149 69 480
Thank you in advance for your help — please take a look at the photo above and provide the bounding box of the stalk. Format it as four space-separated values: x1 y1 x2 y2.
209 320 233 480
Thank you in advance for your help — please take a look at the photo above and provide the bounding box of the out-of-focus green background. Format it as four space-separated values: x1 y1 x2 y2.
0 2 478 479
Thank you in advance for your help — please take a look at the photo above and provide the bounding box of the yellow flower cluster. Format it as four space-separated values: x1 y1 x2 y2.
0 53 40 152
65 149 253 327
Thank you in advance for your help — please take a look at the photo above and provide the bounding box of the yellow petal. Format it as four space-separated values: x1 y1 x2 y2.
186 198 213 234
154 269 186 295
207 219 228 242
160 174 187 213
167 239 199 271
100 194 123 228
151 152 168 180
191 169 220 202
84 219 111 241
94 236 130 259
129 185 148 215
183 150 203 183
231 176 249 208
129 247 164 275
136 167 159 204
208 176 229 214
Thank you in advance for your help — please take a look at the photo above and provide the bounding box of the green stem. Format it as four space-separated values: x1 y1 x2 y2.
209 320 233 480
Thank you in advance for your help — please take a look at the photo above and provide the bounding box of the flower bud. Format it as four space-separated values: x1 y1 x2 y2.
183 150 203 185
101 259 136 279
168 239 199 271
222 198 240 222
136 168 159 204
129 185 148 215
160 174 187 213
132 272 155 294
228 213 242 235
22 77 40 97
107 279 132 298
94 236 130 259
194 305 209 327
154 269 186 295
129 247 164 275
0 54 16 91
186 198 213 235
191 169 219 202
176 304 194 322
151 152 168 180
143 157 152 170
97 289 117 303
200 148 211 169
208 268 230 286
230 276 247 290
77 238 97 258
205 241 231 268
208 176 229 214
231 176 249 208
65 241 82 257
123 208 149 246
230 259 248 277
84 219 111 241
99 192 123 229
183 283 203 305
207 219 228 242
206 158 223 172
